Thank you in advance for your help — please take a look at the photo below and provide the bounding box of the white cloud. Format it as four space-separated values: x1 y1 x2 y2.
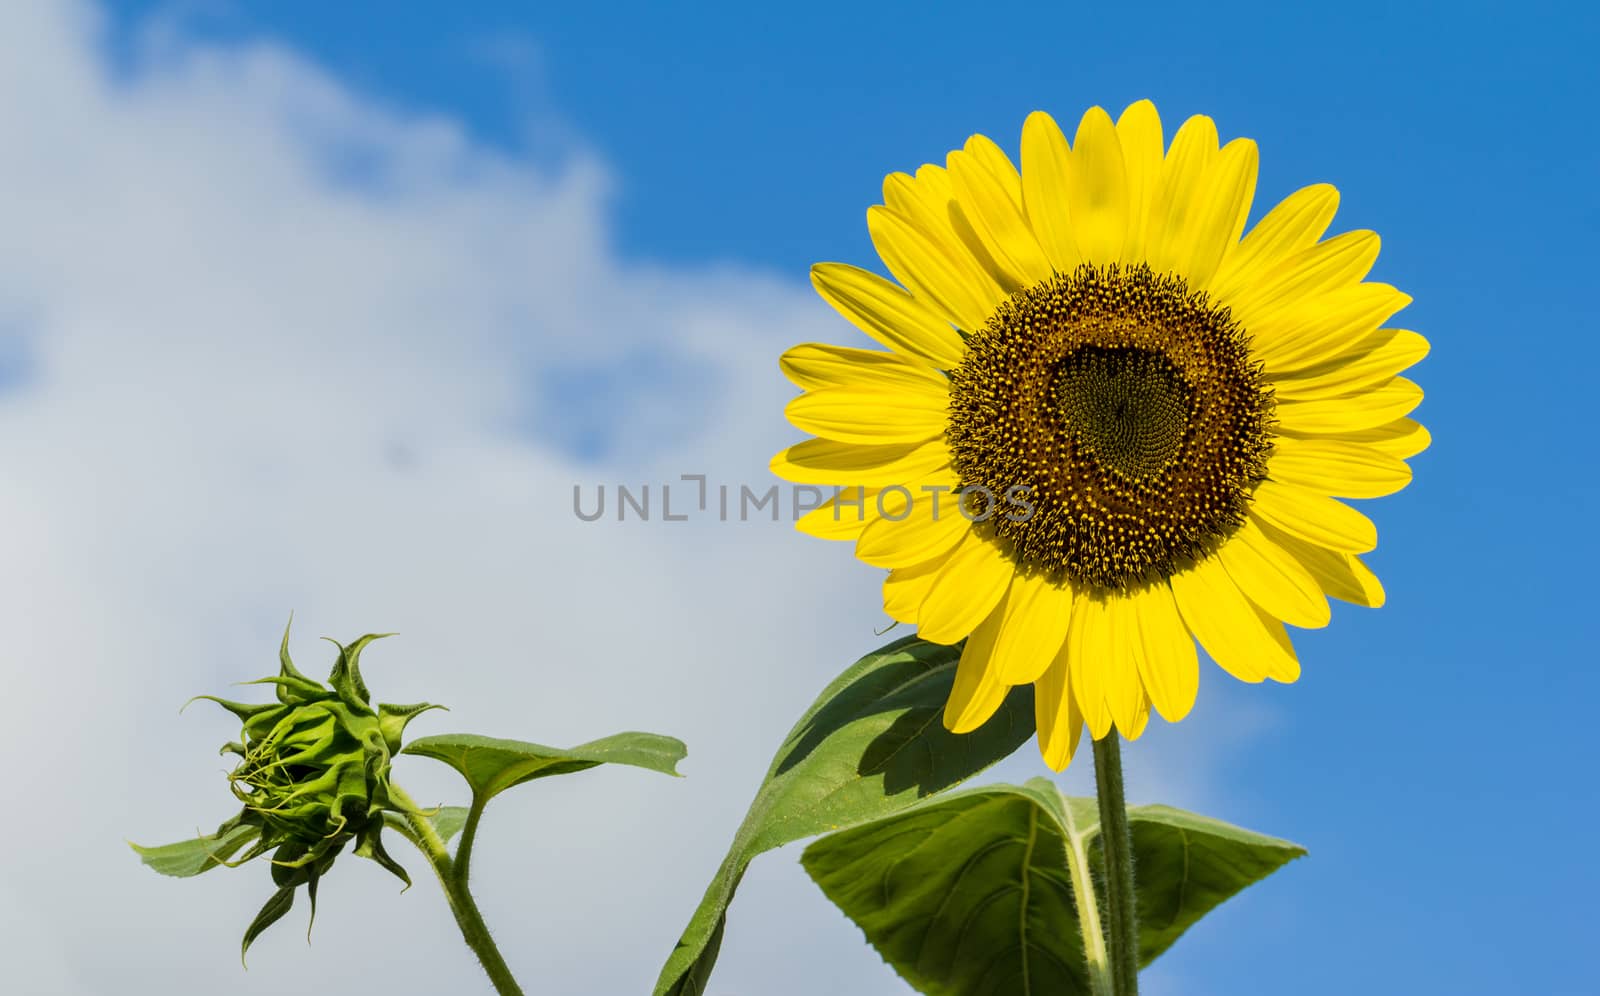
0 3 1266 993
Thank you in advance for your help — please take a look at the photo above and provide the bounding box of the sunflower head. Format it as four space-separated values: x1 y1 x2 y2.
775 101 1427 770
190 623 442 896
947 261 1275 591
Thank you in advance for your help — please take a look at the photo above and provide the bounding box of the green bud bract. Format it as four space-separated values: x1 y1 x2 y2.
132 620 442 961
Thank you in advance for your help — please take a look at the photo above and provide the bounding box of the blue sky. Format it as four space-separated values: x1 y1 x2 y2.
15 1 1596 994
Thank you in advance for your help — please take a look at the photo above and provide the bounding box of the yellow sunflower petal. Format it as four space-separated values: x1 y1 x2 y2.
1250 480 1377 553
926 161 1027 287
1269 329 1430 399
989 574 1075 685
1067 592 1114 740
1120 687 1152 741
948 142 1055 289
1066 106 1131 266
883 557 944 625
780 343 949 391
882 169 948 232
1115 99 1164 264
1034 640 1085 772
1292 417 1431 459
1251 284 1412 372
770 437 950 486
1210 183 1340 301
1020 110 1079 271
1269 437 1414 498
796 487 878 541
867 204 1003 332
1342 556 1386 608
855 490 970 568
810 262 967 369
1274 377 1423 434
884 164 956 219
1131 582 1199 722
784 384 948 445
917 532 1016 644
1143 114 1220 278
1224 230 1381 329
1216 517 1331 628
964 134 1026 205
1103 592 1150 736
883 167 1016 303
1170 555 1300 683
1163 137 1258 291
1256 519 1386 608
945 599 1012 733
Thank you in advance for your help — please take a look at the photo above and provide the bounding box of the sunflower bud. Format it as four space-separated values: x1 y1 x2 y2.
135 620 442 960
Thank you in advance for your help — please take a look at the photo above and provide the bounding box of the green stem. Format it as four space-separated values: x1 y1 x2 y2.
452 796 489 888
389 784 525 996
1092 734 1140 996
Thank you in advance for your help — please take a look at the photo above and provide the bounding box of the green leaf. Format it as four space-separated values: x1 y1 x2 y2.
382 805 472 847
1122 804 1305 963
800 778 1306 995
653 635 1034 996
806 780 1088 994
429 805 472 844
241 886 296 966
129 822 262 878
402 731 686 805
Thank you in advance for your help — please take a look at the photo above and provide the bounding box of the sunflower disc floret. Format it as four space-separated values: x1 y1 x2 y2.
948 263 1274 590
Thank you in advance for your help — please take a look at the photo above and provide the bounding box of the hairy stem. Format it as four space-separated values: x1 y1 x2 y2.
452 796 489 888
1092 734 1140 996
389 784 525 996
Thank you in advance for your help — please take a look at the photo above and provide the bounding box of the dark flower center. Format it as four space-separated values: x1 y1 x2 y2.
1052 346 1193 483
946 264 1273 590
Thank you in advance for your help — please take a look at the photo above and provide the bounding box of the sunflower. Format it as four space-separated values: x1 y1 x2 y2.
772 101 1427 770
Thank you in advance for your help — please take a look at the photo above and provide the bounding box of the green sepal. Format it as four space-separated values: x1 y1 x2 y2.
377 701 447 754
185 695 280 724
278 615 310 679
354 824 412 890
228 836 277 869
323 633 393 714
238 674 327 704
241 887 296 966
269 840 342 886
304 873 321 941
